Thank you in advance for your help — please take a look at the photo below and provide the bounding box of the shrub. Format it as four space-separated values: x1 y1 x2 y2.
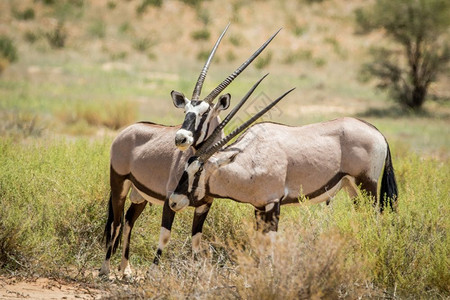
191 29 210 41
12 7 35 20
56 99 137 131
254 51 272 69
88 20 106 38
0 36 18 74
45 21 67 49
179 0 207 7
133 37 156 52
136 0 163 14
0 36 18 64
23 31 40 44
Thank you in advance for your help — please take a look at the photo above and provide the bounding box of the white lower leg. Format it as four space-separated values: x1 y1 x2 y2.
99 260 110 276
191 232 203 254
158 227 171 252
119 223 132 276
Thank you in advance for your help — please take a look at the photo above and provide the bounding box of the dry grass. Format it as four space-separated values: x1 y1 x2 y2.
125 227 370 299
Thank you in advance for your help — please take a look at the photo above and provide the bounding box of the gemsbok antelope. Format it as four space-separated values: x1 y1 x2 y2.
100 24 281 277
168 94 398 236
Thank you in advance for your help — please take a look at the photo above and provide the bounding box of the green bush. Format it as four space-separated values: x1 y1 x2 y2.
0 36 18 63
0 36 18 74
191 29 210 41
136 0 163 14
12 7 35 20
56 99 137 131
0 139 110 273
254 51 272 69
45 22 67 49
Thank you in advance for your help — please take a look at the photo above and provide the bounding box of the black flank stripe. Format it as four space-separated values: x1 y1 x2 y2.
305 172 348 199
127 173 166 201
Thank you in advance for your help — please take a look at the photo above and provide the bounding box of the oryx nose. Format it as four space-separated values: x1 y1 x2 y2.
170 201 177 208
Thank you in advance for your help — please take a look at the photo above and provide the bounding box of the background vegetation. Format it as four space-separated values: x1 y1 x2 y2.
0 0 449 298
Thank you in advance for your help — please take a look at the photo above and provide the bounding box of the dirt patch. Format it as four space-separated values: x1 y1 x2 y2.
0 276 105 300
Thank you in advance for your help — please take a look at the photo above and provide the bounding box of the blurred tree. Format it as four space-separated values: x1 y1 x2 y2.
356 0 450 110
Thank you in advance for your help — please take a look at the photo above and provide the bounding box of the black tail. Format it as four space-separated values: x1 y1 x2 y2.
102 193 123 254
380 144 398 212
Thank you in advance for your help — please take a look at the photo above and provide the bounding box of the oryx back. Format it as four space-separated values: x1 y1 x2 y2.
208 117 388 207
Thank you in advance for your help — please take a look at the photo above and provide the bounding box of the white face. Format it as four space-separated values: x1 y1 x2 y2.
175 100 212 150
172 91 231 151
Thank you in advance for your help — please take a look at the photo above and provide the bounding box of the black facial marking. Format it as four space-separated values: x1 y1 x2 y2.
180 112 196 132
180 102 211 146
174 170 189 195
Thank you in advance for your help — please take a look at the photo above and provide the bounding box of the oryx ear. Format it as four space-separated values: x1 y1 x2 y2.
212 151 238 168
171 90 188 108
215 93 231 111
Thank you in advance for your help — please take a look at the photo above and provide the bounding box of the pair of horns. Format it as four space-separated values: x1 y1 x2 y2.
196 75 295 163
191 23 281 103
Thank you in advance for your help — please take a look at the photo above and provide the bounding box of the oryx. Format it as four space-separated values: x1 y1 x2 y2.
168 91 398 236
100 24 281 277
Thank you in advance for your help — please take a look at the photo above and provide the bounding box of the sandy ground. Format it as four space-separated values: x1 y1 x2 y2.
0 276 105 300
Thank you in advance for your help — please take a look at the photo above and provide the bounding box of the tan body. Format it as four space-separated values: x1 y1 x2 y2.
170 117 397 235
207 118 386 208
111 122 192 203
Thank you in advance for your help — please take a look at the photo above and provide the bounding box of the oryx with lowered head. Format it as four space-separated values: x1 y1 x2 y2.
169 95 398 235
100 24 281 277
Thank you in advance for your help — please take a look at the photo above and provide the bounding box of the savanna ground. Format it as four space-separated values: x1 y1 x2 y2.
0 0 449 299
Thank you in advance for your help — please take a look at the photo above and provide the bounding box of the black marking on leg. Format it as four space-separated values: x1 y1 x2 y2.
192 202 212 236
356 175 377 200
153 249 162 265
162 199 176 230
254 209 265 232
264 202 280 233
123 202 147 262
106 247 112 260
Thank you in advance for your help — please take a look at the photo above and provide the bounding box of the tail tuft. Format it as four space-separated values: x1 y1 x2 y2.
103 193 114 249
380 144 398 212
102 193 123 254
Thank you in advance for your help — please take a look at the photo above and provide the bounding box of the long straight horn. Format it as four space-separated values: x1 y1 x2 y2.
192 23 230 101
202 29 282 104
199 87 295 162
196 73 269 157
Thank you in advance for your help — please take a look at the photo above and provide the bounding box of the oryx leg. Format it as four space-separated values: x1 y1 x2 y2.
356 175 378 205
254 209 266 232
342 175 359 199
254 201 281 234
119 190 147 277
100 167 131 277
255 201 281 260
153 199 175 265
263 201 281 234
191 200 213 257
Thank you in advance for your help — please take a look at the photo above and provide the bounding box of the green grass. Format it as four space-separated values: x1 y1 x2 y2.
0 0 449 297
0 138 448 297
